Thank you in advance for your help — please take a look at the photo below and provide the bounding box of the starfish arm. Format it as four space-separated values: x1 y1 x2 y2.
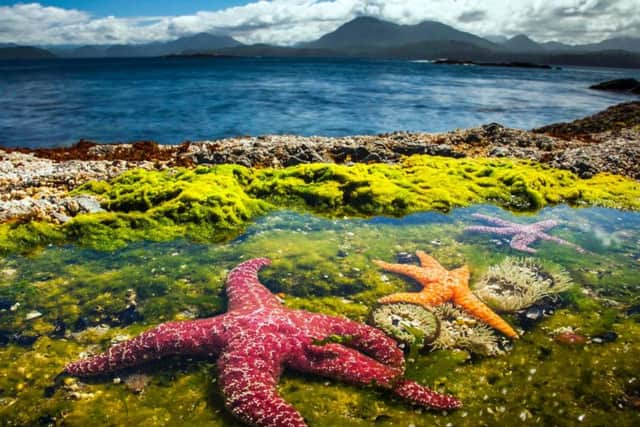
393 379 462 410
379 291 445 306
464 225 512 235
533 219 559 231
296 343 402 385
326 317 405 368
539 233 586 253
294 344 460 410
218 345 305 427
451 265 470 283
453 288 518 338
65 317 227 376
415 250 447 273
471 213 516 227
510 233 538 253
226 258 282 311
373 260 435 285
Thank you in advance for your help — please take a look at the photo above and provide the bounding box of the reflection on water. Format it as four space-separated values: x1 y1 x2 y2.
1 205 639 426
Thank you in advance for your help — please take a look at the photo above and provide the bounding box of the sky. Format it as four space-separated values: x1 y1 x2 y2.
0 0 638 46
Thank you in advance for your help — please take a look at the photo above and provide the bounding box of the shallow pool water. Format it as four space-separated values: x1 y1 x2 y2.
1 205 639 426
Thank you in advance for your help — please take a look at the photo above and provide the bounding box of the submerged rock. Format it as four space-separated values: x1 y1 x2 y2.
591 331 618 344
590 79 640 95
554 331 587 346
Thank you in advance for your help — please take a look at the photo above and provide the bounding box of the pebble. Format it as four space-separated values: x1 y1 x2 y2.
591 331 618 344
25 310 43 320
554 331 587 346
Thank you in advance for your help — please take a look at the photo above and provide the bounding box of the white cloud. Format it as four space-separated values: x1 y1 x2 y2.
0 1 638 46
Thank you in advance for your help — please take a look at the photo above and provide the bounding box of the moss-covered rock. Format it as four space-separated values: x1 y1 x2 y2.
3 156 639 255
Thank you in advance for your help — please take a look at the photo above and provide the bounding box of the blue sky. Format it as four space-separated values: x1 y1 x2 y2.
0 1 246 16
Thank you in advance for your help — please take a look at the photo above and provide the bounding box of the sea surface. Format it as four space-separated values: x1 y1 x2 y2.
0 57 638 148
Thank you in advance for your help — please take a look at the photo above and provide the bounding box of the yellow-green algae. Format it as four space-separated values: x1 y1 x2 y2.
1 206 639 426
2 156 640 255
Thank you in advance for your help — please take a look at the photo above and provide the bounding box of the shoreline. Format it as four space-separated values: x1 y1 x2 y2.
1 101 639 230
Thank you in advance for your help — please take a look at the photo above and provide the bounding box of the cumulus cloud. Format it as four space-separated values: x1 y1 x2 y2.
0 0 638 46
457 10 487 23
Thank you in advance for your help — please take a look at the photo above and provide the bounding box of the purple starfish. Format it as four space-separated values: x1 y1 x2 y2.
66 258 460 427
465 213 585 254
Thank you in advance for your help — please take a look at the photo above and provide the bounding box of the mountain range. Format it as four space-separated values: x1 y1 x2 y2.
1 17 639 68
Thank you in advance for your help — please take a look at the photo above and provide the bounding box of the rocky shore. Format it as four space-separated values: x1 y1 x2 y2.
1 101 638 225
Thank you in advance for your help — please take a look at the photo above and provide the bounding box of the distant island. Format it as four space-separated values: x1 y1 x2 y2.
2 17 640 68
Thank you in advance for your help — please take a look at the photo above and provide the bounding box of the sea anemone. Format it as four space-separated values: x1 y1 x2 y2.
431 303 501 356
369 302 440 349
474 257 572 313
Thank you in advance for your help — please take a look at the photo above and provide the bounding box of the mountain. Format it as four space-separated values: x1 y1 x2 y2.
541 41 574 51
503 35 544 52
163 33 242 53
61 33 243 58
578 37 640 53
0 46 56 60
485 35 509 44
7 16 639 68
305 16 497 51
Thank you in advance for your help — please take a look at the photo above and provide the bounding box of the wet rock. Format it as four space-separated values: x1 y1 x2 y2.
116 305 142 326
13 333 39 346
591 331 618 344
590 79 640 95
25 310 43 320
0 330 10 346
0 297 14 311
73 316 91 332
554 331 586 346
489 147 510 157
626 304 640 317
395 252 417 265
50 318 67 339
37 415 57 426
516 298 560 330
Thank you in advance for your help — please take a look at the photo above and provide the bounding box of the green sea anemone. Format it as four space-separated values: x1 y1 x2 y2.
431 303 501 356
474 257 572 313
369 302 440 349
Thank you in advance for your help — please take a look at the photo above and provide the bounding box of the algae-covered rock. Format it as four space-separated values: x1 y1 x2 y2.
2 156 640 254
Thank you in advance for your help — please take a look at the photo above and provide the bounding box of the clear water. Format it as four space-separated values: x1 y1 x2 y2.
1 205 639 426
0 57 638 148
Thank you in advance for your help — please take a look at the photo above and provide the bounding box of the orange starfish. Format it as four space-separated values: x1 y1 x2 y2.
374 251 518 339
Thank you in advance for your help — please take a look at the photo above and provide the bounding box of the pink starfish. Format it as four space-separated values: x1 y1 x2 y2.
465 213 585 254
66 258 460 427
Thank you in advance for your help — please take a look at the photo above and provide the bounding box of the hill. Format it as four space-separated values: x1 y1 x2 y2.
0 46 56 60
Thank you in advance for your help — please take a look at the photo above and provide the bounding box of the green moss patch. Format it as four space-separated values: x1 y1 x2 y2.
2 156 639 254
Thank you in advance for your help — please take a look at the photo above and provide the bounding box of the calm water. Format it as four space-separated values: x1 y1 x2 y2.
0 57 638 148
1 205 639 426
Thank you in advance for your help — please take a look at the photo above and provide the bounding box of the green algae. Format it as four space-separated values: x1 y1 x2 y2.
1 206 639 426
3 156 640 255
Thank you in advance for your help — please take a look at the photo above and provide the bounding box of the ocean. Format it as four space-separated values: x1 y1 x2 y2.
0 57 637 148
